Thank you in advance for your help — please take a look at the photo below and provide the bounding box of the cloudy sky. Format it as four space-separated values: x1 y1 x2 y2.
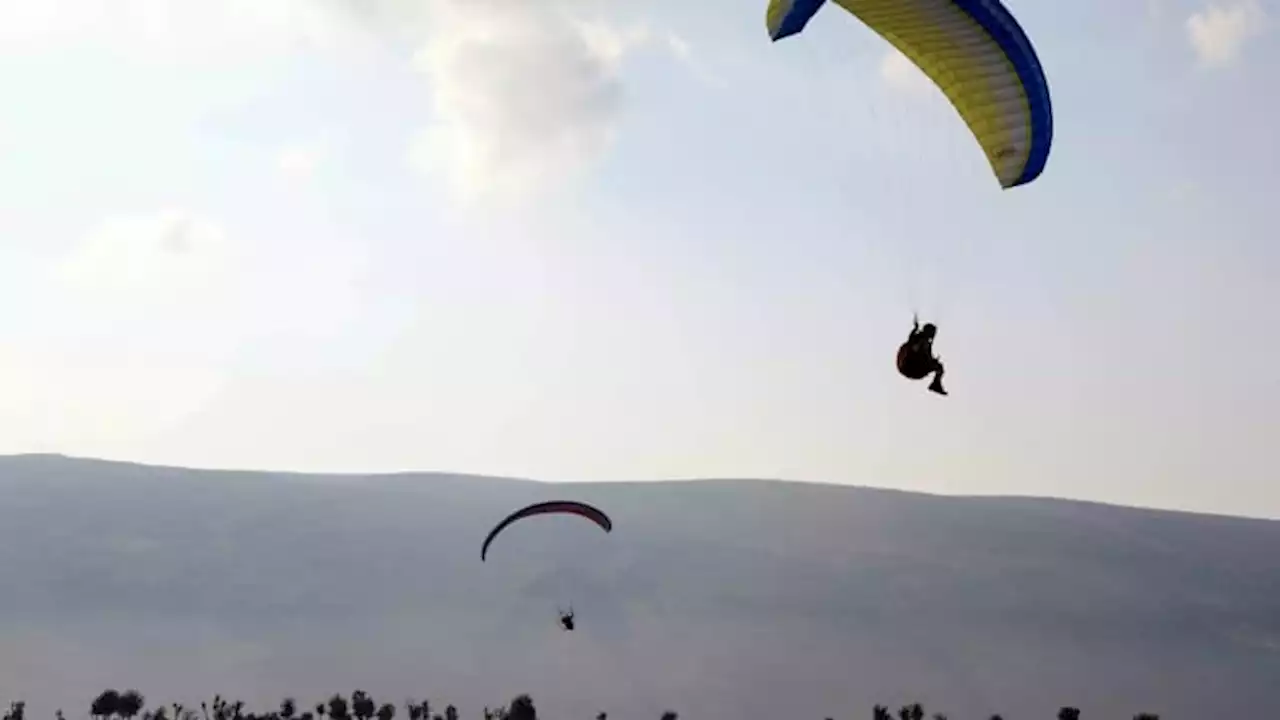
0 0 1275 518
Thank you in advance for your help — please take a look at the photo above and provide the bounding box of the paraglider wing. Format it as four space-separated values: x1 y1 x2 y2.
480 500 613 562
765 0 1053 189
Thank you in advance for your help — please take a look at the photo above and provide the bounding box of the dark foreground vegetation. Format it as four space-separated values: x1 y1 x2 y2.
0 690 1164 720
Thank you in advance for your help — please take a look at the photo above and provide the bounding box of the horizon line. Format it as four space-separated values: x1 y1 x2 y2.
2 452 1275 524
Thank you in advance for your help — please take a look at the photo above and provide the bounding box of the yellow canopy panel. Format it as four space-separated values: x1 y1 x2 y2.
767 0 1053 189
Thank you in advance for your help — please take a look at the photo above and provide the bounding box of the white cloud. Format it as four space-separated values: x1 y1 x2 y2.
665 31 692 63
1186 0 1268 67
0 0 695 207
1 210 245 449
276 138 331 180
0 0 357 61
878 48 935 97
407 0 665 203
662 29 726 88
47 210 258 358
47 208 367 358
54 209 243 306
0 349 230 453
0 0 385 190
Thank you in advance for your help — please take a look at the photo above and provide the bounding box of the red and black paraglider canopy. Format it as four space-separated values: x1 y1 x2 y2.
480 500 613 562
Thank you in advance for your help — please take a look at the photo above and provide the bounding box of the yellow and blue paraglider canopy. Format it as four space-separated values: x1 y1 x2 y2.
766 0 1053 189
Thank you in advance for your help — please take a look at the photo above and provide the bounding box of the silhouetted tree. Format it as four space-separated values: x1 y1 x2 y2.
118 691 146 720
351 692 374 720
326 696 348 720
3 701 24 720
873 705 891 720
505 695 536 720
1133 715 1160 720
280 699 296 720
659 713 677 720
93 690 122 720
404 700 428 720
1058 708 1081 720
898 704 924 720
375 704 394 720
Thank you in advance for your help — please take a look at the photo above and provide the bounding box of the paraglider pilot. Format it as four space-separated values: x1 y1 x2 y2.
897 314 947 396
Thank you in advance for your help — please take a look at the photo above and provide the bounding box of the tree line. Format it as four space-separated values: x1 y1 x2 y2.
0 690 1162 720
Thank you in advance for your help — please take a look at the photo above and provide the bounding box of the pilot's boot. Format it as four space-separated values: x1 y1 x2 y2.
928 373 948 396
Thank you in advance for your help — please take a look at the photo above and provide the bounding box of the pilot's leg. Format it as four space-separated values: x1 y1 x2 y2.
928 358 947 396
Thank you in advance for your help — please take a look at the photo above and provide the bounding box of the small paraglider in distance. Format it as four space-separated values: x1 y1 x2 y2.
480 500 613 562
897 314 947 396
480 501 610 633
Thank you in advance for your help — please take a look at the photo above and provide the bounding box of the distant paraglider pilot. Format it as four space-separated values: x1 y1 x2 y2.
480 500 611 635
897 315 947 396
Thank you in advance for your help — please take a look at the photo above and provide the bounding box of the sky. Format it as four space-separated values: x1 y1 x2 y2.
0 0 1276 518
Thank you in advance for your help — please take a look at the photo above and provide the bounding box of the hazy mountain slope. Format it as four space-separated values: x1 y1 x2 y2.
0 454 1276 719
